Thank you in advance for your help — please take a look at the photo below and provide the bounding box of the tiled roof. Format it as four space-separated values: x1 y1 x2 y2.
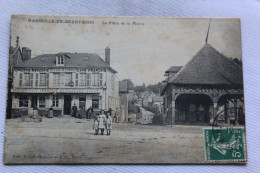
14 53 117 73
168 44 243 85
165 66 183 73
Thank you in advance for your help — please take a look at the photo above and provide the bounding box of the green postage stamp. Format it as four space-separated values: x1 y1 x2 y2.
204 127 247 162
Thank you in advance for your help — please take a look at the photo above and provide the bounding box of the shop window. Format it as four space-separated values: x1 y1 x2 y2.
92 94 99 109
65 73 73 86
39 96 46 108
53 73 60 87
52 95 59 107
92 73 99 86
79 96 86 109
19 95 29 107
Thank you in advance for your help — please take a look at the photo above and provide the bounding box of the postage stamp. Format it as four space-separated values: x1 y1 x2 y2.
204 127 246 162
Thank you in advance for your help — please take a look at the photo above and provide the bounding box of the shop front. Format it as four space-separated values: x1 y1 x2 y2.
11 88 105 118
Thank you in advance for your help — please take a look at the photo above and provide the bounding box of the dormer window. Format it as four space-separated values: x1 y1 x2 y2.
56 55 65 66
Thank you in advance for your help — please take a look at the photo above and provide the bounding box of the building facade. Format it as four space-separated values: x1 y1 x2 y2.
10 47 119 118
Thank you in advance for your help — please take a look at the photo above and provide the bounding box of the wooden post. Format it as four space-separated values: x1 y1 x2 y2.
213 102 218 124
171 101 175 127
225 99 230 125
234 98 238 125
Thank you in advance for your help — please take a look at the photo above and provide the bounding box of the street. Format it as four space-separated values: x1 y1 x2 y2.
4 117 206 164
137 107 154 124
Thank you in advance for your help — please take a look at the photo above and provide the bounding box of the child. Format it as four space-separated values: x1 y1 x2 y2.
106 112 113 135
93 114 99 135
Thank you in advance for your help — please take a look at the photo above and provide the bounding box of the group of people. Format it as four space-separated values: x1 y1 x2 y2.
93 110 113 135
72 104 94 119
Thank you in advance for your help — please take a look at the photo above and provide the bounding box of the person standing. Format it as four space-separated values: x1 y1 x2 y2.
86 107 90 119
48 107 54 118
93 114 99 135
98 110 106 135
72 103 78 118
89 106 94 119
106 112 113 135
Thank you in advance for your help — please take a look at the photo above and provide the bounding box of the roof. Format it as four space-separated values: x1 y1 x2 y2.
152 95 163 102
168 44 243 85
119 81 128 93
14 53 117 73
165 66 183 73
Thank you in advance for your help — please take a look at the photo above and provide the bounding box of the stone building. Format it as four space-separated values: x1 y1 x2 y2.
10 46 119 118
162 43 244 125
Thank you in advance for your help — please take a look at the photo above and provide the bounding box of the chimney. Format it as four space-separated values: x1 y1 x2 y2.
22 47 32 61
105 46 110 65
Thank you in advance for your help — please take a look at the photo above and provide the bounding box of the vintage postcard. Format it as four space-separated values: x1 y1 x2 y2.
4 15 247 164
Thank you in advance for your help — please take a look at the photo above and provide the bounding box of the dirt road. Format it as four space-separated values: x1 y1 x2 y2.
4 117 206 164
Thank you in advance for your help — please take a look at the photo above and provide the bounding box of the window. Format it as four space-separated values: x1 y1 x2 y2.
111 75 115 90
92 94 99 108
39 96 46 108
79 73 86 86
86 73 91 86
23 73 33 86
92 73 99 86
65 73 73 86
52 95 59 107
53 73 60 87
19 95 29 107
56 55 64 66
39 73 47 86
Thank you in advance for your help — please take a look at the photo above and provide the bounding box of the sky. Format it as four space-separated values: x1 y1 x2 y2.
10 15 242 86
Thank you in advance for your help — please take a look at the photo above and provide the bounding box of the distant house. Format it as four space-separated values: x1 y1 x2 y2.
152 95 163 113
142 92 163 113
119 80 128 122
162 43 244 125
163 66 183 84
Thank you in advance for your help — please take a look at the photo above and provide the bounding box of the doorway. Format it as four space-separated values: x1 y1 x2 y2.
64 95 71 115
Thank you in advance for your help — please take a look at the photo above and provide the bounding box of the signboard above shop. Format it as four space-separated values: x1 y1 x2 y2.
15 68 106 73
11 88 102 93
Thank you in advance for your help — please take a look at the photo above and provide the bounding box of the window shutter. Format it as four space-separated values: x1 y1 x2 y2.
30 73 33 86
19 73 23 87
35 73 38 87
46 73 49 87
76 73 79 86
60 73 65 86
87 73 91 86
99 73 103 86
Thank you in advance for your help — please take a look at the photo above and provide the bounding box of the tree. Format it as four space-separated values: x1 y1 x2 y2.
121 79 135 90
134 85 146 93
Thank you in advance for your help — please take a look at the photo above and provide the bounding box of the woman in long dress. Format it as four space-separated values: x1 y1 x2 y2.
98 110 106 135
106 112 113 135
93 114 99 135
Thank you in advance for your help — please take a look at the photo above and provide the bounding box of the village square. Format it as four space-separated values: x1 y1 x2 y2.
4 16 246 164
